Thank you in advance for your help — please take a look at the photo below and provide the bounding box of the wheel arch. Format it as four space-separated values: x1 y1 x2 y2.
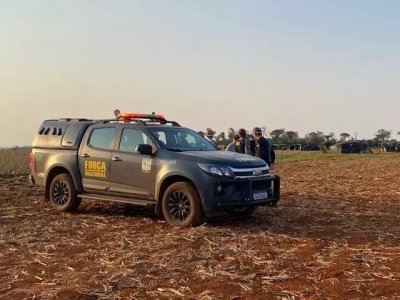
45 166 79 200
155 175 201 216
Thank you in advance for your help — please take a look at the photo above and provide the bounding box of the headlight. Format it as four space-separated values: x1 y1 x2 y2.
197 163 235 177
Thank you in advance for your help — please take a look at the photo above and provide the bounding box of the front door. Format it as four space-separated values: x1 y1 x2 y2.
109 128 156 197
78 126 116 191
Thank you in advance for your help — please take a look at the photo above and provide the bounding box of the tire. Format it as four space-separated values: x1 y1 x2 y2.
162 182 204 227
228 206 257 218
49 174 81 212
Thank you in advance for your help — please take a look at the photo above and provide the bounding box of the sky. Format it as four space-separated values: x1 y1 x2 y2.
0 0 399 146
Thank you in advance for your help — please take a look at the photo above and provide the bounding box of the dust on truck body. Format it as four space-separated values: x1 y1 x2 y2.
29 113 280 227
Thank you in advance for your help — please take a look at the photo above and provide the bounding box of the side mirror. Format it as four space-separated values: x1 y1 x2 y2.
136 144 153 155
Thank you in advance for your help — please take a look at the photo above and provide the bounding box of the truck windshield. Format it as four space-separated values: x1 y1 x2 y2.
147 127 217 151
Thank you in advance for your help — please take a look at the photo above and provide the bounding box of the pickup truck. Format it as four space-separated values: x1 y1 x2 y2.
29 113 280 227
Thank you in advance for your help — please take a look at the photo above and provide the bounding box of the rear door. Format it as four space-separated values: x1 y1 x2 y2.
78 126 117 191
109 127 156 197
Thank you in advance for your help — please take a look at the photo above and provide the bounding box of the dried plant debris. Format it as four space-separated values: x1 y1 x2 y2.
1 153 400 299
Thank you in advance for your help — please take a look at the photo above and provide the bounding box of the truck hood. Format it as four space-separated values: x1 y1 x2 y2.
174 151 267 168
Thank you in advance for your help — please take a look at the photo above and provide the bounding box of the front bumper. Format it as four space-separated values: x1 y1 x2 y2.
200 175 280 215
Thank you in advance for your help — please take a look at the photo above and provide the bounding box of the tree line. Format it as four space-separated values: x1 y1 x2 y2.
209 128 399 148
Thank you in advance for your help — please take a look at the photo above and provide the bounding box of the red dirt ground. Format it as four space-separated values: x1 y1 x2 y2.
1 153 400 299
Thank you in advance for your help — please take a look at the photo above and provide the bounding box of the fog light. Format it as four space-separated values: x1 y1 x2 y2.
217 185 223 192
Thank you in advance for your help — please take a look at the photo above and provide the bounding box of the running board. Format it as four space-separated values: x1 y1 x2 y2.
78 193 156 206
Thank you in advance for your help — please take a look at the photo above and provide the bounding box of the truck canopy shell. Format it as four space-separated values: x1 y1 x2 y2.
32 119 95 149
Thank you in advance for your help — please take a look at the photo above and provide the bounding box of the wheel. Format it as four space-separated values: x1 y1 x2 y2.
49 174 81 212
228 206 257 218
162 182 204 227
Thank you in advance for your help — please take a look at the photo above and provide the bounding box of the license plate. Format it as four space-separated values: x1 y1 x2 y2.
253 191 268 200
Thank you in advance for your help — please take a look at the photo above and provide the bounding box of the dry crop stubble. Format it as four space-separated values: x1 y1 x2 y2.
1 152 400 299
0 148 30 176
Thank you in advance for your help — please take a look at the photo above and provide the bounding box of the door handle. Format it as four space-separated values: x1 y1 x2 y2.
81 153 90 158
112 156 122 162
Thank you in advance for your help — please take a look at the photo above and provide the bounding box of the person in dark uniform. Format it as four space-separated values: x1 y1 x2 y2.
235 128 252 155
249 137 255 156
252 127 276 198
252 127 275 169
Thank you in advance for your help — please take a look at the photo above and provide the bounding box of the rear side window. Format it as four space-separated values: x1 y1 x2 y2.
119 128 152 152
89 128 115 150
62 123 82 147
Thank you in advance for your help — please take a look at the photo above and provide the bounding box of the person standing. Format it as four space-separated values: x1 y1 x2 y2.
205 128 217 147
252 126 276 198
225 134 240 152
235 128 252 155
252 127 275 169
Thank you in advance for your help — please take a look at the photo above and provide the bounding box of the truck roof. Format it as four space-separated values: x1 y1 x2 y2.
32 114 181 149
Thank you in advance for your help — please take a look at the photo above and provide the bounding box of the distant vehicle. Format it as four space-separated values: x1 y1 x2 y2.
29 112 280 227
340 141 370 154
301 143 320 151
382 142 400 152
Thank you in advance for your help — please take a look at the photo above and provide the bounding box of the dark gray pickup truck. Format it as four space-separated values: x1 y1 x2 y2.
29 113 280 227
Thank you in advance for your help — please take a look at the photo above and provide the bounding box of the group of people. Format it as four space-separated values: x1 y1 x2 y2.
201 127 276 169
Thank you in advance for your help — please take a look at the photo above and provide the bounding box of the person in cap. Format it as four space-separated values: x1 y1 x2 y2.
252 127 275 197
252 127 275 169
225 134 240 152
235 128 252 155
205 128 217 147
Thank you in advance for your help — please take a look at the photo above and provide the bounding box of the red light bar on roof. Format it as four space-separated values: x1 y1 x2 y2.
119 112 166 120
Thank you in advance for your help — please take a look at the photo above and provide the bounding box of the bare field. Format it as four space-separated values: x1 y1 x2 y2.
1 153 400 299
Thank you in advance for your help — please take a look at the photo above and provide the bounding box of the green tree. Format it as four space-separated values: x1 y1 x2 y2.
227 128 236 141
375 129 391 142
339 133 350 141
323 133 336 149
270 129 285 143
305 131 325 147
324 133 334 141
285 131 299 144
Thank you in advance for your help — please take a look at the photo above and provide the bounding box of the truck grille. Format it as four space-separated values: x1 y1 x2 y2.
230 166 269 177
252 179 269 191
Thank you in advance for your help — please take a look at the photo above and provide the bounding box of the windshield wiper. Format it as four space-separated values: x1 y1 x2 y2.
165 147 183 152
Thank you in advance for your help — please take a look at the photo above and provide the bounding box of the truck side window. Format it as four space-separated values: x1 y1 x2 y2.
119 128 152 152
88 128 116 150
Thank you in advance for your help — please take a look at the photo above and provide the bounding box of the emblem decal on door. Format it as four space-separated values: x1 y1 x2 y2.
142 158 152 173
